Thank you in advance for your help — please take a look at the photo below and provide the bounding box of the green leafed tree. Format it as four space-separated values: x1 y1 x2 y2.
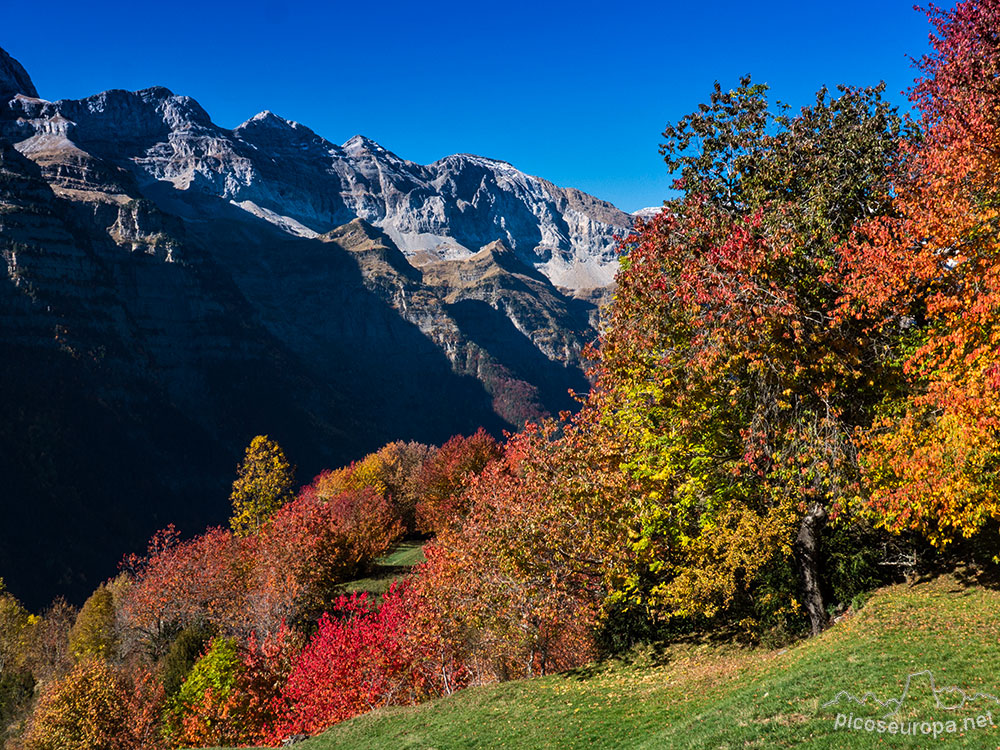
229 435 296 536
68 585 116 662
596 78 909 635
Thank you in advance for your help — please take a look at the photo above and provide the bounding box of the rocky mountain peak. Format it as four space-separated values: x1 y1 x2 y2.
0 47 38 101
343 134 396 157
240 110 293 130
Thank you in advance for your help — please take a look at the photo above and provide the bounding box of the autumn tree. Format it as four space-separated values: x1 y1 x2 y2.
596 78 908 634
23 659 163 750
68 584 116 662
248 486 403 631
121 488 403 640
0 581 35 746
414 429 501 535
306 440 434 533
368 441 435 532
229 435 296 536
413 416 632 679
0 580 32 677
23 597 75 684
163 637 244 747
843 0 1000 550
119 525 246 646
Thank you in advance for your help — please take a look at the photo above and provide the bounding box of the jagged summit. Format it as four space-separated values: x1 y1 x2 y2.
239 110 294 129
0 47 38 101
0 48 630 291
343 134 382 150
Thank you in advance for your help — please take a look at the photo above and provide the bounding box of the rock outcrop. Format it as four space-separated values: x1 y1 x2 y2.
0 47 37 100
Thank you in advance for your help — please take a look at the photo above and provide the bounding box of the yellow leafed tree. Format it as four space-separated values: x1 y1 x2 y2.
229 435 296 536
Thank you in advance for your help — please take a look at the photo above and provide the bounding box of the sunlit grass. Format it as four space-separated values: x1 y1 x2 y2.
335 540 426 596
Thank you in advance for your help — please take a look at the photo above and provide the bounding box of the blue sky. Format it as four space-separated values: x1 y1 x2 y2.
3 1 931 212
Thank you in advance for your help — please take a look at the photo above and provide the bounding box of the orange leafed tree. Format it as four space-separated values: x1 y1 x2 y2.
24 659 164 750
413 417 632 681
845 0 1000 547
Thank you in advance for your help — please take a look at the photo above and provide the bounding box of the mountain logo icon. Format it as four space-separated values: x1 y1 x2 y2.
823 670 1000 720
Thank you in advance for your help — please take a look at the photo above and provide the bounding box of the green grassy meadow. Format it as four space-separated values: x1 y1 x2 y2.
335 540 426 597
224 571 1000 749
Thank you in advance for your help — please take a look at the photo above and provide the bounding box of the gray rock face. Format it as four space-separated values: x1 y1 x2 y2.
0 48 37 101
4 81 631 291
0 46 622 608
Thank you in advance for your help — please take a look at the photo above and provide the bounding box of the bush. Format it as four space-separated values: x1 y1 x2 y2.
159 621 215 697
164 637 244 747
23 658 160 750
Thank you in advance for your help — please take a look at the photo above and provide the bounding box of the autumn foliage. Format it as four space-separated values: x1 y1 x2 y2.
23 659 163 750
229 435 296 536
412 417 633 680
248 485 403 630
10 5 1000 749
273 586 449 739
842 0 1000 549
413 428 501 534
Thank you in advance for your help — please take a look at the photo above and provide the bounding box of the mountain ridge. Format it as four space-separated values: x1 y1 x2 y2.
2 65 631 291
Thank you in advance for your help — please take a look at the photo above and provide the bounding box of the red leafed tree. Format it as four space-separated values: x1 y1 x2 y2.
414 428 501 535
119 526 246 648
247 487 404 632
843 0 1000 547
412 417 631 682
121 486 404 641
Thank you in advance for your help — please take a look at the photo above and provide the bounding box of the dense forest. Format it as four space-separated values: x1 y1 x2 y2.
4 0 1000 747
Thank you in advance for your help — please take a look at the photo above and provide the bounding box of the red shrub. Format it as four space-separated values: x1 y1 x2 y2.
272 583 463 739
414 429 501 534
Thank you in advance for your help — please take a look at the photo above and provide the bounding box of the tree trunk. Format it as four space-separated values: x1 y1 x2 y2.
795 502 828 636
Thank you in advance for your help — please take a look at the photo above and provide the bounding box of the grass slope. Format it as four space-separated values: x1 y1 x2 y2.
227 572 1000 749
336 541 426 597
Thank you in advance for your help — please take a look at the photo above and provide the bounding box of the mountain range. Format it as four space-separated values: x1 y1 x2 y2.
0 46 632 608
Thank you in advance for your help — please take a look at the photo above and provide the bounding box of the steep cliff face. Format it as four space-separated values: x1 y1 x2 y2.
3 76 631 291
0 47 37 101
0 47 623 607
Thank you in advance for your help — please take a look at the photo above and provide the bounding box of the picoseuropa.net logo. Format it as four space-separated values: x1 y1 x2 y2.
822 670 999 740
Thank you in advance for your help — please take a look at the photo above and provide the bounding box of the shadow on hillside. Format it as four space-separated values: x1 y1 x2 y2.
947 563 1000 590
561 624 757 684
447 298 588 415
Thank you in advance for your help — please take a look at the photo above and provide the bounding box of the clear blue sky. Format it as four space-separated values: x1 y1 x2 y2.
2 1 931 212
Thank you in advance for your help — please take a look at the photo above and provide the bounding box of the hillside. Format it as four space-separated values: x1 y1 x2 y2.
233 574 1000 749
0 47 626 608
